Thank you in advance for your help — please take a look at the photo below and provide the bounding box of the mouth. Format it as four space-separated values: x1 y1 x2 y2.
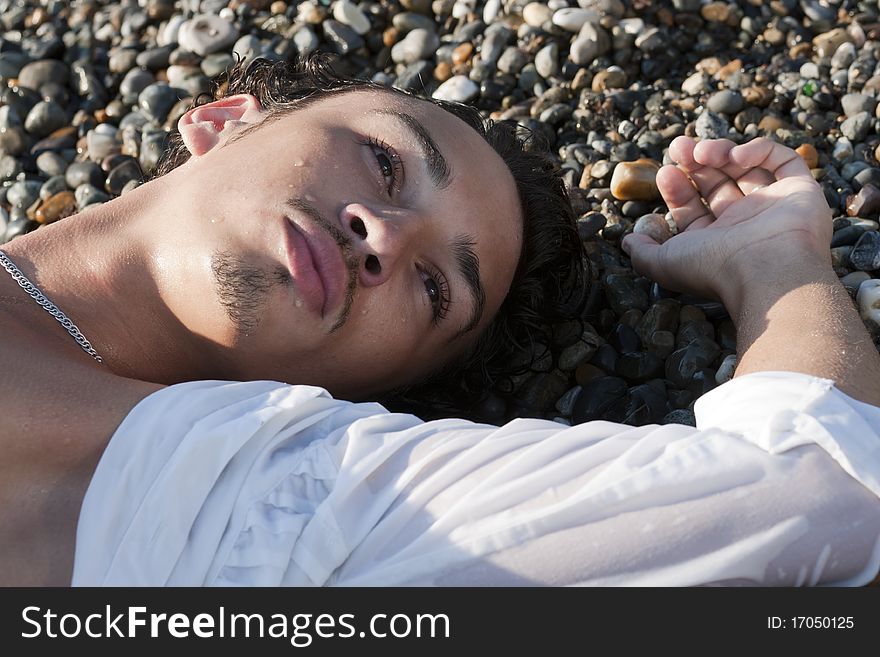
283 216 347 318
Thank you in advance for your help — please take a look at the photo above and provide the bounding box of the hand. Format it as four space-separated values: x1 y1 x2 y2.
621 137 833 304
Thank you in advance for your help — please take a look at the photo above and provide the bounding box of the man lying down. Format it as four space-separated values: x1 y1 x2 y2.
1 56 878 586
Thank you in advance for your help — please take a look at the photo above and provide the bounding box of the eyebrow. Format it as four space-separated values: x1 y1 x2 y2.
449 234 486 340
373 109 453 190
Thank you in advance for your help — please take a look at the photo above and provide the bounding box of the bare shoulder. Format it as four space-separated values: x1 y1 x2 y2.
0 311 164 586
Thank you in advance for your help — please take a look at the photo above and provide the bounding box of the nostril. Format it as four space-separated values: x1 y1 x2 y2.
351 217 367 239
365 254 381 275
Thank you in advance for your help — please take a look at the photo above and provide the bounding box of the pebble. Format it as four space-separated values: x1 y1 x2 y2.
707 89 745 115
17 59 69 91
177 14 239 56
847 184 880 218
850 230 880 271
23 101 67 138
34 190 77 225
552 8 599 33
795 143 819 169
695 111 731 139
856 279 880 333
333 0 371 36
432 75 478 102
633 212 672 243
609 159 661 201
840 112 872 142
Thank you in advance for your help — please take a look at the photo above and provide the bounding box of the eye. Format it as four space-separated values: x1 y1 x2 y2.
419 266 450 326
362 135 405 196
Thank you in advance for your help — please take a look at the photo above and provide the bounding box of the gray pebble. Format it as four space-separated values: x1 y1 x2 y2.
6 180 42 209
138 83 180 124
695 111 730 139
74 183 110 209
120 68 156 105
850 230 880 271
17 59 69 92
23 100 67 138
36 151 67 177
707 89 745 114
840 111 872 141
66 161 104 189
39 175 68 200
0 154 22 180
0 126 29 156
840 93 876 118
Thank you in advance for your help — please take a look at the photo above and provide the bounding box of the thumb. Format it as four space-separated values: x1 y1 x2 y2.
621 233 664 281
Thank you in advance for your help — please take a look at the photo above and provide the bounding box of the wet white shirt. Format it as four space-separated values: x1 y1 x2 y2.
72 371 880 586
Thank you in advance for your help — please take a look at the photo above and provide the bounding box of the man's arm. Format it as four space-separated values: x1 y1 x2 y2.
622 136 880 405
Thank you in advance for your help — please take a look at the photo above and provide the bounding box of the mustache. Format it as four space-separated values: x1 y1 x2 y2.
285 197 359 333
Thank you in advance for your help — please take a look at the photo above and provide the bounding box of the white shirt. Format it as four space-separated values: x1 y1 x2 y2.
72 370 880 586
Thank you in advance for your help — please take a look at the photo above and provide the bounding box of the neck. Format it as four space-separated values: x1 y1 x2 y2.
0 172 219 384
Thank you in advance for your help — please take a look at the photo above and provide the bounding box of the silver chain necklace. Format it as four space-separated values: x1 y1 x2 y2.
0 249 104 363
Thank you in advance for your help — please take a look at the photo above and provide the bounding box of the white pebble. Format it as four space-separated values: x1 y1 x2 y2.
452 0 475 19
833 136 853 161
482 0 501 23
552 7 599 33
433 75 479 102
619 17 644 35
523 2 553 27
857 279 880 327
159 14 186 47
333 0 371 35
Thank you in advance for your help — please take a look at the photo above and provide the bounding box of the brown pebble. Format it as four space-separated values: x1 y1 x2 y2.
758 114 786 132
795 143 819 169
451 42 473 65
609 159 661 202
591 68 626 92
788 42 813 59
382 27 399 47
742 85 774 108
701 1 732 23
270 0 288 14
679 305 706 324
846 183 880 218
633 213 673 244
35 191 78 225
716 58 742 80
433 61 452 82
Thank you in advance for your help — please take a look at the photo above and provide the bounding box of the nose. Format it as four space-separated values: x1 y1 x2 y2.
340 203 421 287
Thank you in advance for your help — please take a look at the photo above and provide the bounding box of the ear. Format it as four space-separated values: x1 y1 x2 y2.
177 94 264 156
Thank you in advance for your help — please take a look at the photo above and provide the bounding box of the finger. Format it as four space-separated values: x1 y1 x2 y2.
621 233 665 283
656 164 713 230
672 139 745 218
693 139 777 194
729 137 811 181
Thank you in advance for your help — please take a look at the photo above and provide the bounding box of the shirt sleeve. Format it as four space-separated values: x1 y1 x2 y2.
73 371 880 587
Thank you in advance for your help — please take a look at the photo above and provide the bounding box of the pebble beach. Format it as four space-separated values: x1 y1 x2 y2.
1 0 879 426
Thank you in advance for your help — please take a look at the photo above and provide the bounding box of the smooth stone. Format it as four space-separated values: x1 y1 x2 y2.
497 47 528 75
138 84 180 124
665 337 721 388
633 212 672 243
635 299 680 346
0 126 29 156
714 353 737 384
105 159 143 196
831 41 857 69
695 110 730 139
611 323 641 354
517 370 570 412
4 218 38 242
523 2 553 27
0 106 22 130
392 11 436 32
432 75 478 102
6 180 42 209
676 320 715 349
577 212 606 239
681 72 709 96
854 168 880 191
555 385 583 416
86 129 120 161
615 351 663 382
833 137 854 161
74 184 110 209
34 190 77 225
661 409 696 427
795 143 819 169
841 93 877 118
333 0 371 35
831 224 866 247
558 336 601 370
850 230 880 271
840 112 871 142
609 159 660 201
0 154 21 180
323 20 365 55
39 175 67 200
201 53 235 78
553 8 599 32
391 28 440 64
119 68 156 105
847 183 880 217
136 45 174 71
177 14 239 56
35 151 66 177
291 25 319 55
812 28 851 58
394 61 434 93
602 273 649 315
535 43 559 79
604 382 667 425
856 279 880 332
23 100 66 138
707 89 745 115
840 270 871 296
17 59 68 92
65 161 104 189
571 376 628 424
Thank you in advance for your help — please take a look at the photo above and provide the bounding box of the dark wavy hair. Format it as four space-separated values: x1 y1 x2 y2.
156 54 589 419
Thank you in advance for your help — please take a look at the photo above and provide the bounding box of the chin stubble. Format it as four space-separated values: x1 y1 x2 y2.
211 250 290 337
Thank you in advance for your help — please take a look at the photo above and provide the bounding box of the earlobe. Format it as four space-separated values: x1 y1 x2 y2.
177 94 264 157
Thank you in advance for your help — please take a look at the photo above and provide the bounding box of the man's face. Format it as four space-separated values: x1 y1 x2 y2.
159 88 522 398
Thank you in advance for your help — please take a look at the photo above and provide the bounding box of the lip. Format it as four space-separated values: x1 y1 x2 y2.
283 216 347 318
